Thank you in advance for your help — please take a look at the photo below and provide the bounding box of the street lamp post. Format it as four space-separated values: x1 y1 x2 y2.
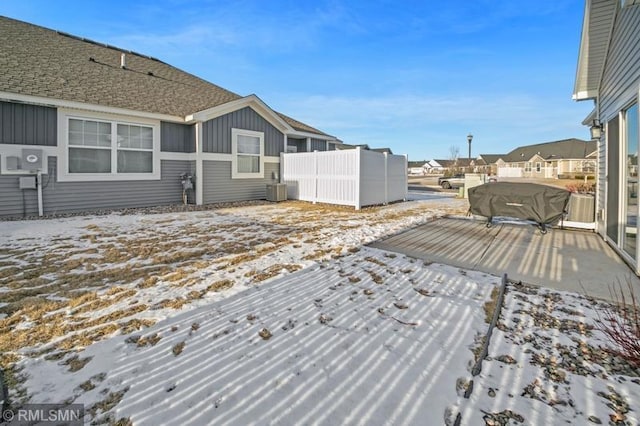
467 133 473 170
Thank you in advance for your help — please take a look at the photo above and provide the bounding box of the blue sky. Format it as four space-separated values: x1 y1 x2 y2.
1 0 594 161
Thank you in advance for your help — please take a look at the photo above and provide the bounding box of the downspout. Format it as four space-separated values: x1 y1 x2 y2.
195 122 204 205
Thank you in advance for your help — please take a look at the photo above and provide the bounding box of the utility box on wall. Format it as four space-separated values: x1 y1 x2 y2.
6 156 20 170
21 148 43 171
19 176 37 189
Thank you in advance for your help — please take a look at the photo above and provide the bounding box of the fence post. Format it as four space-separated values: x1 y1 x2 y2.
355 147 361 210
384 152 389 205
403 154 408 201
313 150 318 205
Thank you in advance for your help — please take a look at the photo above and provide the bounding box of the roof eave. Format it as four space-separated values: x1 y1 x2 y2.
186 95 292 133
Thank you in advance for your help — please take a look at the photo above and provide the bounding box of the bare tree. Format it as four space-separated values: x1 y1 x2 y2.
449 145 460 161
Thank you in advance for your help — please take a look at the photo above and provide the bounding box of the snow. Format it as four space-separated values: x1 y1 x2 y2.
1 194 639 425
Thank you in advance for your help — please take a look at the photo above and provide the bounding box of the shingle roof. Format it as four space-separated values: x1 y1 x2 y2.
503 138 596 162
0 16 327 135
478 154 504 164
276 111 328 136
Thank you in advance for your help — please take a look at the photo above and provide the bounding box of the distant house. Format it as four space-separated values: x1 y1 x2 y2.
476 154 504 175
407 161 428 175
424 159 445 173
0 17 340 217
336 144 395 154
573 0 640 271
433 158 476 173
496 139 596 179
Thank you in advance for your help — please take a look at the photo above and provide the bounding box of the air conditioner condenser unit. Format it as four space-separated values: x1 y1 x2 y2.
266 183 287 202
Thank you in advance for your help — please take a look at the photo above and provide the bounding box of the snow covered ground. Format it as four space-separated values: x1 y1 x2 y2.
1 192 639 425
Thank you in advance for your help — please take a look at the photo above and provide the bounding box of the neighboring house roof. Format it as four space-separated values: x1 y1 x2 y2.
407 161 427 168
0 16 329 136
477 154 504 164
276 112 328 136
371 148 394 154
573 0 618 100
503 138 596 162
336 143 370 150
434 159 474 168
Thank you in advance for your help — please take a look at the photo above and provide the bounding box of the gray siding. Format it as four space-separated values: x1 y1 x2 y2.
202 160 279 204
202 107 284 156
0 156 195 217
310 138 327 151
0 101 57 146
597 5 640 238
600 6 640 118
287 137 307 153
161 122 195 153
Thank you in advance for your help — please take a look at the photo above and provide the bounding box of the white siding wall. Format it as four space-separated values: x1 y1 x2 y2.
282 149 407 209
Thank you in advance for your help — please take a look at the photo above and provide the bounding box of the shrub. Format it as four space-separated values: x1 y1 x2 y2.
595 280 640 367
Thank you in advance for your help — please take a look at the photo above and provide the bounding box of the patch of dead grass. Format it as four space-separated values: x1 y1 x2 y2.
484 286 501 324
206 280 234 293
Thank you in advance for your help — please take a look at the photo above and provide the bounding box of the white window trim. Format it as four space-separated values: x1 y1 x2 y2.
231 128 264 179
57 108 161 182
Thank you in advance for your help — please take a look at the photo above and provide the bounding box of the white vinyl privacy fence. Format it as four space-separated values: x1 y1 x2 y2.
281 148 408 209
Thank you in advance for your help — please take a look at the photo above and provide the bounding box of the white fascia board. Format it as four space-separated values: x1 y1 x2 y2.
573 0 592 98
187 95 292 133
287 130 337 141
0 91 184 123
572 90 598 101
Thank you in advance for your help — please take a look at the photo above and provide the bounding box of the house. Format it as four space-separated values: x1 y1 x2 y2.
573 0 640 272
495 139 596 179
335 143 394 154
0 17 340 217
424 159 445 174
476 154 504 175
433 158 476 174
407 161 428 175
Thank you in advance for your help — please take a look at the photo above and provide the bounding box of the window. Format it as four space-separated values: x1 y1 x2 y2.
231 128 264 179
67 117 155 175
524 162 532 172
117 124 153 173
536 162 542 173
68 119 112 173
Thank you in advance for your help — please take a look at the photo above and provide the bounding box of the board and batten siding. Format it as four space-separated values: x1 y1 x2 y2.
310 138 327 151
161 122 195 153
287 138 307 152
596 5 640 236
202 107 284 156
0 156 195 217
0 101 57 146
202 160 278 204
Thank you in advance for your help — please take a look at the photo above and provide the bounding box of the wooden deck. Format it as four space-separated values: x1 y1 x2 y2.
369 218 640 301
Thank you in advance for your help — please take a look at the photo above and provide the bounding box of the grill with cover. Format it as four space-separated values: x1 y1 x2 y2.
467 182 571 234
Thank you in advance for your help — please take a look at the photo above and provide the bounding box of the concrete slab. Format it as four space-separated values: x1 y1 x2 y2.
369 217 640 301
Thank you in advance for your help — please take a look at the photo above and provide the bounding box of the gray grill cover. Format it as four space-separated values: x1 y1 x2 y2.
468 182 571 225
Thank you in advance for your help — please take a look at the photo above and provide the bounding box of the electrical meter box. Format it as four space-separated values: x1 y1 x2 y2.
21 148 43 170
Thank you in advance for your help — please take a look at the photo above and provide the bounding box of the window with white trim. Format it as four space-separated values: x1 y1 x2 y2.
536 162 542 172
68 118 154 174
231 128 264 179
524 162 532 172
